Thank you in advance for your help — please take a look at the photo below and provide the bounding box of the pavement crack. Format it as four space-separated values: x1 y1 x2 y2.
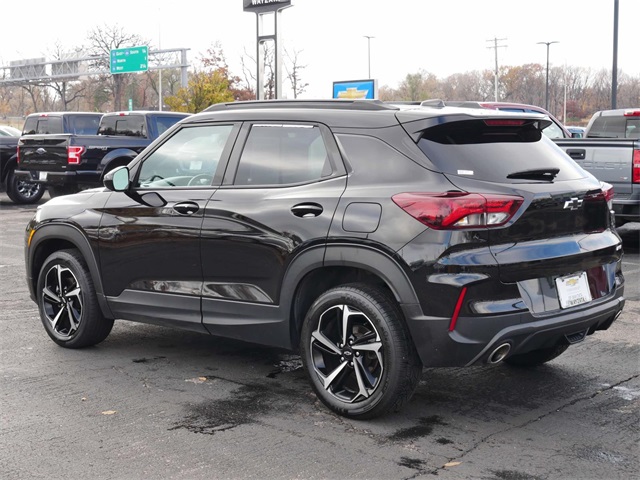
430 372 640 475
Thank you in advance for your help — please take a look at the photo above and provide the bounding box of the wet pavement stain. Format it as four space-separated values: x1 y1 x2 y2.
388 415 448 442
132 356 166 363
397 456 427 470
169 385 272 435
491 470 544 480
436 437 454 445
266 354 303 378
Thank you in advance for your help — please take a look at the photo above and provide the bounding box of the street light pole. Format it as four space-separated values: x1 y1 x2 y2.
537 41 559 111
364 35 374 78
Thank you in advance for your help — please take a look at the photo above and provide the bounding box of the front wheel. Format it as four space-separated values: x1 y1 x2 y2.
6 170 45 204
504 344 569 367
300 283 421 419
37 249 114 348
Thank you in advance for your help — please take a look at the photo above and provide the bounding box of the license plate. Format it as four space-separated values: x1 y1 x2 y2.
556 272 592 309
38 172 47 181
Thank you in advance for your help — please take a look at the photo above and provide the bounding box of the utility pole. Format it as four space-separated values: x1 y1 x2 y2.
537 41 559 111
364 35 374 78
612 0 619 109
487 38 507 101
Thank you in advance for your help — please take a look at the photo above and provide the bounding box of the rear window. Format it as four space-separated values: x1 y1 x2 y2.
153 115 188 136
68 115 101 134
98 115 146 137
22 116 63 135
587 114 640 138
417 119 587 183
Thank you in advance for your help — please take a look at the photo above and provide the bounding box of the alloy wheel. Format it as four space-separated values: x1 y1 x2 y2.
310 304 384 403
41 264 83 339
16 180 42 199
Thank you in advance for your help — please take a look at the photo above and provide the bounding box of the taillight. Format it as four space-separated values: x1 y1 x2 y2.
67 146 85 165
623 109 640 117
392 192 524 230
590 181 615 211
633 149 640 184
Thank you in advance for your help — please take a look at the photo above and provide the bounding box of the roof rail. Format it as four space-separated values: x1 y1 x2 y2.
203 99 398 112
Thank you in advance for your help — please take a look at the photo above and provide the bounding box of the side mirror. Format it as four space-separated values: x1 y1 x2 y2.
104 166 130 192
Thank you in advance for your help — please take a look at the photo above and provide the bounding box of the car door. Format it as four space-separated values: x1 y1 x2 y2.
200 121 347 347
98 123 240 332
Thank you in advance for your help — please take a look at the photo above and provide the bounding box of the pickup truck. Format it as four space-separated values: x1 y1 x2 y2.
15 111 190 196
1 112 103 204
553 108 640 226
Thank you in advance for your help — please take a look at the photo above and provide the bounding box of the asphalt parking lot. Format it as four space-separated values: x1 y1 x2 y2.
1 192 638 480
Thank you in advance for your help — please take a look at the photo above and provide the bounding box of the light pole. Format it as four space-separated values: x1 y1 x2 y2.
364 35 374 78
537 41 559 111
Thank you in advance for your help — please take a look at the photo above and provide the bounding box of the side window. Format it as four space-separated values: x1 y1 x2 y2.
137 125 234 188
234 124 330 186
541 121 566 139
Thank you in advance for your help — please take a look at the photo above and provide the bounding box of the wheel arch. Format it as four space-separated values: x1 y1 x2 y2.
282 244 421 349
28 223 114 319
98 149 138 178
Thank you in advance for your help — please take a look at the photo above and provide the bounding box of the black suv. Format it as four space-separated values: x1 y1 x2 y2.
24 100 625 419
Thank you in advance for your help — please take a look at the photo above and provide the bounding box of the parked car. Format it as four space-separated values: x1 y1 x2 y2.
566 126 586 138
0 125 22 137
15 111 190 197
25 100 625 419
554 108 640 225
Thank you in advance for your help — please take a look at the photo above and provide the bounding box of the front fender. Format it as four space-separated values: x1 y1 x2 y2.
27 222 114 319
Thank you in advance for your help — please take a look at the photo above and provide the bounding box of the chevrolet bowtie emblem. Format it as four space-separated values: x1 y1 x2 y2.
563 197 583 210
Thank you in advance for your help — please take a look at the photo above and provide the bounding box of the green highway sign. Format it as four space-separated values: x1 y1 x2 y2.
110 46 148 74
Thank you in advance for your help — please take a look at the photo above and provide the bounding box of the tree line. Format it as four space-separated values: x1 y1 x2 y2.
1 24 638 125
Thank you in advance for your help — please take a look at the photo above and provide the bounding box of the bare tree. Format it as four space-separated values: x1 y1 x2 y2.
86 25 147 111
240 43 276 99
46 43 86 111
284 48 308 99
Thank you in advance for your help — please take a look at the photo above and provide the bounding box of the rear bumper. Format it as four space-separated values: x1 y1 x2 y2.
14 169 101 187
402 286 625 367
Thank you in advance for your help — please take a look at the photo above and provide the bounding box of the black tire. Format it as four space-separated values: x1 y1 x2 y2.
504 344 569 367
300 283 422 419
36 249 114 348
47 186 78 198
6 170 45 204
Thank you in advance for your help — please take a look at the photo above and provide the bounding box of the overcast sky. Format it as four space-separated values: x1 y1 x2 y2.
1 0 638 98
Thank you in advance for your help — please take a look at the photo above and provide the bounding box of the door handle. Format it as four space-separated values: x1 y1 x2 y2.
173 202 200 215
566 149 586 160
291 203 323 218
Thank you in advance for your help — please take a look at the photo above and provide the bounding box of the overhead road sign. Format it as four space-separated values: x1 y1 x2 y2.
110 46 148 74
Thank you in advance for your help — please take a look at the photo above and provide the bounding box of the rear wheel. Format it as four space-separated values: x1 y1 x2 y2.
504 345 569 367
300 283 421 419
6 170 45 204
37 249 114 348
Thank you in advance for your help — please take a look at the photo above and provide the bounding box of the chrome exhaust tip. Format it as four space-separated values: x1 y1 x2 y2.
488 343 511 364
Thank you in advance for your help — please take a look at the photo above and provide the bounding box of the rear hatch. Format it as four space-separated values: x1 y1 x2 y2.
18 135 72 172
401 110 621 312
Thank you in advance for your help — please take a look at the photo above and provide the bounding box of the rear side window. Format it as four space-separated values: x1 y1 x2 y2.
154 115 188 136
234 124 331 186
68 115 101 135
588 115 640 138
98 115 146 137
417 119 586 183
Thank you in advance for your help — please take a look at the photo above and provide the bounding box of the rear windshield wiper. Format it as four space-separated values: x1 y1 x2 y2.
506 168 560 181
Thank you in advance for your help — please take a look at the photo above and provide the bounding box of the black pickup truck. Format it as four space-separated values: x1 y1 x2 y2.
2 112 103 203
15 111 190 196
